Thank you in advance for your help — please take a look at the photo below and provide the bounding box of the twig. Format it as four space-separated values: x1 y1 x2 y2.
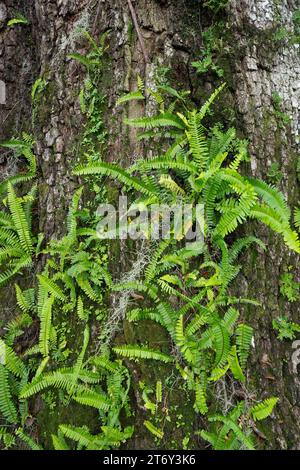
127 0 149 64
92 0 102 36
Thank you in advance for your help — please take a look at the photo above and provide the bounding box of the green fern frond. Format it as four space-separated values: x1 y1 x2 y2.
235 324 253 369
0 338 26 378
15 428 42 450
77 296 89 322
250 397 278 421
294 206 300 230
248 178 290 223
52 431 70 450
73 389 111 411
228 346 245 382
117 90 145 105
0 365 18 423
74 162 157 197
59 424 94 448
39 295 55 357
198 83 226 120
37 274 66 301
212 324 231 368
113 345 173 363
7 183 33 255
144 420 164 439
125 113 185 130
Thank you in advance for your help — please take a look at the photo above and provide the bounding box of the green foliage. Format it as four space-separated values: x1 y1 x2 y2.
199 402 256 450
7 14 29 27
144 420 164 440
0 43 295 450
203 0 229 12
250 397 279 422
266 163 283 185
272 316 300 341
279 272 299 301
0 365 18 424
113 345 173 363
271 93 291 128
235 324 253 369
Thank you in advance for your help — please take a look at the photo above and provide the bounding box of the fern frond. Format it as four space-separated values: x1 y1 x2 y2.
73 389 111 411
235 324 253 369
117 90 145 105
228 346 245 382
0 338 26 378
52 431 70 450
37 274 66 301
74 162 157 197
125 113 185 130
15 428 42 450
0 365 18 423
113 345 172 363
59 424 94 448
144 420 164 439
198 83 226 120
7 183 33 255
38 295 55 357
250 397 278 421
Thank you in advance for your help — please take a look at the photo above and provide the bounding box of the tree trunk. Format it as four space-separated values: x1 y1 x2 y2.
0 0 299 449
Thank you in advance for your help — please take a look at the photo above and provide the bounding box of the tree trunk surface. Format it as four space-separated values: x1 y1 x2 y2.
0 0 299 449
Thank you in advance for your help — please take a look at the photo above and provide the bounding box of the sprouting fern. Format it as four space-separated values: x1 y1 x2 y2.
38 295 55 357
0 365 18 424
37 274 66 302
250 397 279 422
52 431 70 450
144 420 164 439
113 345 173 363
73 389 111 411
236 324 253 369
15 428 42 450
117 90 145 105
74 162 158 197
0 338 27 378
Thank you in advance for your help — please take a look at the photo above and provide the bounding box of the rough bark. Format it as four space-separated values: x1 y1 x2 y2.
227 0 300 449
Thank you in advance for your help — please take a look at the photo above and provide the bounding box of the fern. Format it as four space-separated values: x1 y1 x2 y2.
144 420 164 439
125 113 185 130
0 365 18 423
117 90 145 105
7 183 33 255
73 389 111 411
250 397 279 421
113 345 173 363
0 338 27 378
37 274 66 301
52 431 70 450
74 162 158 197
236 324 253 369
15 428 42 450
39 295 55 357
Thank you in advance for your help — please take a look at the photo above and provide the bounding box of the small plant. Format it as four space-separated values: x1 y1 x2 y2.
203 0 228 12
266 163 283 185
271 92 291 128
7 14 29 27
272 316 300 341
199 398 278 450
279 272 299 302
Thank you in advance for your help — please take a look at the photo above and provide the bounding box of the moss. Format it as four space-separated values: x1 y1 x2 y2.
37 396 99 450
